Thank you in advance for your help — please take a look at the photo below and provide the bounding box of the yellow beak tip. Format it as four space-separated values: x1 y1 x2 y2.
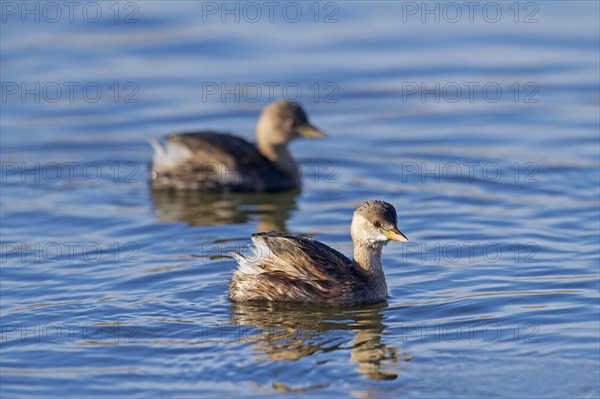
383 229 409 242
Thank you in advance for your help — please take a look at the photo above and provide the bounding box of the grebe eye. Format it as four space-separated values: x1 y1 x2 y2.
373 221 381 228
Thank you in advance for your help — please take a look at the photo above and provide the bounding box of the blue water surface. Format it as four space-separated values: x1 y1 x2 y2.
1 1 599 398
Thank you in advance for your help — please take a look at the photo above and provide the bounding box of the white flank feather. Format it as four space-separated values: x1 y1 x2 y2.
149 137 193 172
233 239 274 276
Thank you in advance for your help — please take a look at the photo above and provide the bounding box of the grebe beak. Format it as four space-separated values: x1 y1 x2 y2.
382 227 408 242
297 123 327 139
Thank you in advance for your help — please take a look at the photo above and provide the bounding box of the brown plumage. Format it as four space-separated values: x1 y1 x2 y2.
150 100 326 192
229 200 409 305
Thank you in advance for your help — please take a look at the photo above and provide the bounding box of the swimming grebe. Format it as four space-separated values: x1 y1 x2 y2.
229 200 408 305
150 100 325 192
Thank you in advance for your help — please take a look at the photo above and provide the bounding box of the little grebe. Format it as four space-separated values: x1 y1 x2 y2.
229 200 408 305
150 100 325 192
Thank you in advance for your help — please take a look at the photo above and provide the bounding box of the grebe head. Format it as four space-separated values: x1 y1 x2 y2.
351 200 408 246
256 100 326 148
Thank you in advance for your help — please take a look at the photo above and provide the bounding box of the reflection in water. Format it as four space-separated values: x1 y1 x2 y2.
230 302 408 383
151 189 299 232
